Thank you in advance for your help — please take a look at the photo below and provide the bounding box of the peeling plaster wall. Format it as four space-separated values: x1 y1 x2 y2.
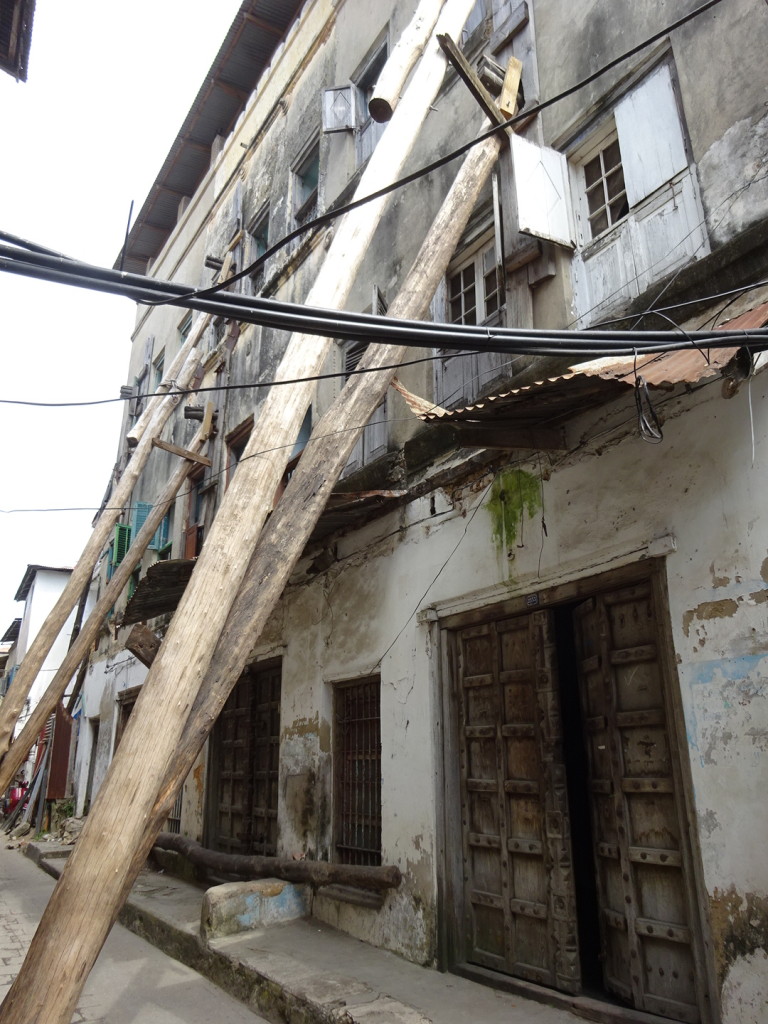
256 371 768 987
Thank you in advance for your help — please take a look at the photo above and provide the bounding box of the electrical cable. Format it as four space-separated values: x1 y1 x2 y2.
2 243 764 357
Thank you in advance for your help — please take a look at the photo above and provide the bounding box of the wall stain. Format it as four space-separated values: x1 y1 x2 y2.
683 599 739 636
193 763 204 797
710 886 768 988
761 556 768 584
281 714 319 741
749 588 768 606
711 562 731 588
485 469 541 551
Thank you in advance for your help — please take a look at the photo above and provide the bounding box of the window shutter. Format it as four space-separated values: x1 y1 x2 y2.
142 336 154 371
510 134 575 247
113 523 131 567
344 340 368 377
322 86 357 132
614 64 687 208
151 514 170 552
132 501 152 538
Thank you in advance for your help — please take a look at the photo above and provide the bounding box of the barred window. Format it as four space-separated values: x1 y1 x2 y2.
334 677 381 866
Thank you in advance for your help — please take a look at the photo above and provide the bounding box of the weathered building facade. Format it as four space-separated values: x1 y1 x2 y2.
80 1 768 1022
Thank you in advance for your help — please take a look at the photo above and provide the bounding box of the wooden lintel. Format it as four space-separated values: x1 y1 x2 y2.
448 422 566 451
125 624 161 668
327 490 408 503
152 438 212 466
437 33 509 127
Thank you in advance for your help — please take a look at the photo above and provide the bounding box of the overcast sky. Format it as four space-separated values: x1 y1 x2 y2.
0 0 242 629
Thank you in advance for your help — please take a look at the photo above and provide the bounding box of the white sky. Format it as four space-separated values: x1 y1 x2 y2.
0 0 243 629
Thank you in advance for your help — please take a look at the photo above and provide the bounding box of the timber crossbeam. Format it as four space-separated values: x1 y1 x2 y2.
153 833 402 892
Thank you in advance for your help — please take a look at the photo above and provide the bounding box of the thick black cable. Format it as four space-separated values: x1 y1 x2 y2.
2 244 764 355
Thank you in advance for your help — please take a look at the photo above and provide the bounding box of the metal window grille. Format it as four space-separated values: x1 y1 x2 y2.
335 677 381 866
166 789 183 834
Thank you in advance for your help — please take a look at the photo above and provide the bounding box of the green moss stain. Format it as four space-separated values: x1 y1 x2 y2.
486 469 541 551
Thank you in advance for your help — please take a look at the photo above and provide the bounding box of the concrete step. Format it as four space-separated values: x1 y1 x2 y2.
24 842 577 1024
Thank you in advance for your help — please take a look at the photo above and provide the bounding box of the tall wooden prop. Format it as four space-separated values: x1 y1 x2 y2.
0 4 482 1020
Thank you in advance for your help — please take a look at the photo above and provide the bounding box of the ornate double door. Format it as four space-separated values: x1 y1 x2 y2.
454 579 706 1023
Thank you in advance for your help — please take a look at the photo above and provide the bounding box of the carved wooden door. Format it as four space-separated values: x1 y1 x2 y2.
456 610 580 992
572 582 702 1023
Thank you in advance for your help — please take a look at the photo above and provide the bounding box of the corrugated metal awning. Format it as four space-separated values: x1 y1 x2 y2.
1 618 21 644
121 559 194 626
393 301 768 440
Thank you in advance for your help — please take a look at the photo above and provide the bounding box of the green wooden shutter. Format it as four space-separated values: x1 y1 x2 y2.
113 523 131 567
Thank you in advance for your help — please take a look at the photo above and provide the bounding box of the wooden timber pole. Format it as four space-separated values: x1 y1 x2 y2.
153 833 402 892
0 416 214 797
0 4 481 1020
0 315 209 761
368 0 443 123
31 131 506 1001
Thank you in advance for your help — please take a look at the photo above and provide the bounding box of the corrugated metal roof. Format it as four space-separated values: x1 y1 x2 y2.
1 618 21 644
116 0 305 275
121 559 194 626
395 301 768 425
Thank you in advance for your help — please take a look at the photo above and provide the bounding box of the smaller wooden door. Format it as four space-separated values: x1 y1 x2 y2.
456 610 580 992
211 662 281 856
572 583 702 1023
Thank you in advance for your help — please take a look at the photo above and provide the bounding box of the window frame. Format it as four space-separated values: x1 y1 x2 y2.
333 676 382 867
246 205 270 293
292 139 320 228
446 233 503 328
225 416 254 486
352 37 388 166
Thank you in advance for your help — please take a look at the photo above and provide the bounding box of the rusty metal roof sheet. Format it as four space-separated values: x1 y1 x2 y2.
394 301 768 426
121 558 195 626
116 0 304 275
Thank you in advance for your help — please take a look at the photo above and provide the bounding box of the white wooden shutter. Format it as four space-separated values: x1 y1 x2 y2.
614 64 687 207
510 134 575 247
323 86 357 132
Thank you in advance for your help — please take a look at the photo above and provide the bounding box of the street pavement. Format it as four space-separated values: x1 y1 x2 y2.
0 843 268 1023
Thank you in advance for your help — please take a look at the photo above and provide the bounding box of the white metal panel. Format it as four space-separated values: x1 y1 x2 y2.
322 86 357 132
614 64 687 208
510 134 575 247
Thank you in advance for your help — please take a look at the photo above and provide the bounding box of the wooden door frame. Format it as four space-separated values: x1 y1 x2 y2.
204 656 282 854
437 558 719 1024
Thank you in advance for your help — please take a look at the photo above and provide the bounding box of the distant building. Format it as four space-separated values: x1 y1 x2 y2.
2 565 88 796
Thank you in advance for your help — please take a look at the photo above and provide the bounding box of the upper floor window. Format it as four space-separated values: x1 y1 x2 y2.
293 140 320 228
247 206 270 292
322 34 388 166
507 61 709 325
581 131 628 239
449 242 502 326
353 40 388 165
